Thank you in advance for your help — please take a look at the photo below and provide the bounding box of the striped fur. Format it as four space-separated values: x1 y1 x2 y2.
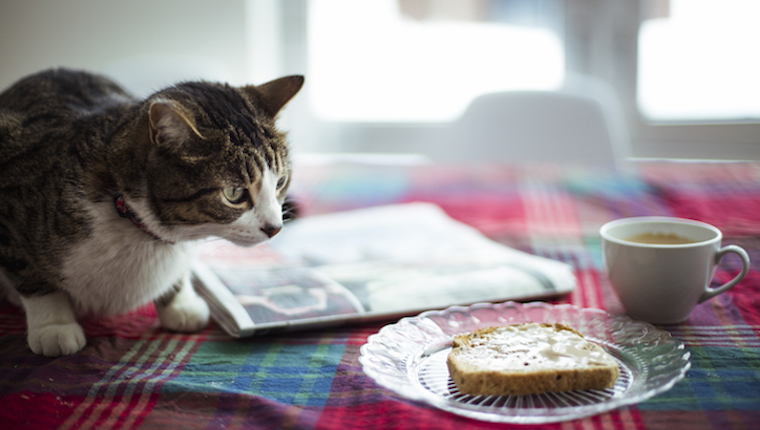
0 68 303 355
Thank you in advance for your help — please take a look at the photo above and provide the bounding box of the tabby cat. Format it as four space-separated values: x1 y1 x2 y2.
0 68 303 356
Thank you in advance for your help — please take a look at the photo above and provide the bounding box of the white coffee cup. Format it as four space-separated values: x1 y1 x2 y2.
600 217 750 324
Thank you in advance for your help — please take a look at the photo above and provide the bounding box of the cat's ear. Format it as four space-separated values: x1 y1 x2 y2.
243 75 304 117
148 101 203 146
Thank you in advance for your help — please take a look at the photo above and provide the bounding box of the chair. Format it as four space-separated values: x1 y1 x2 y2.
434 73 631 169
330 73 631 170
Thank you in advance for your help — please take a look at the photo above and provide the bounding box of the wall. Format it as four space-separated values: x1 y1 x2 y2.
0 0 250 96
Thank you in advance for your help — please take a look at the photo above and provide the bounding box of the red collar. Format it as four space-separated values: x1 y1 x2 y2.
113 193 174 244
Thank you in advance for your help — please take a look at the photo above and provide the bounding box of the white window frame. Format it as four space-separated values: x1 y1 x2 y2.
565 0 760 161
273 0 760 160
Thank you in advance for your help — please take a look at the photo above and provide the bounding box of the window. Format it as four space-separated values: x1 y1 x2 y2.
274 0 760 159
307 0 564 122
638 0 760 122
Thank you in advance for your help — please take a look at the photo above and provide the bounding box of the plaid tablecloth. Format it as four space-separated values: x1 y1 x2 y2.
1 161 759 429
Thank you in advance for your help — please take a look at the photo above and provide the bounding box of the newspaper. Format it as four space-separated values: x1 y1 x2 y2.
192 203 576 337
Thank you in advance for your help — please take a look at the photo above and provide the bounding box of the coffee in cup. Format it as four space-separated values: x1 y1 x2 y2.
600 217 749 324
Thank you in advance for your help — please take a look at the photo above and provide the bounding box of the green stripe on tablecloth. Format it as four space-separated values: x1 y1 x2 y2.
163 336 346 407
639 346 760 411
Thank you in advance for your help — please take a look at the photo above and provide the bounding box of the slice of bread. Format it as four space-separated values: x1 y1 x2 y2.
447 323 619 396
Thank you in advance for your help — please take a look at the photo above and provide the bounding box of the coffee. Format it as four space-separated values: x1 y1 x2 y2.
624 232 697 245
602 217 750 324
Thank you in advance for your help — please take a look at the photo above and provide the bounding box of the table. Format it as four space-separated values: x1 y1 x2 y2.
1 161 759 429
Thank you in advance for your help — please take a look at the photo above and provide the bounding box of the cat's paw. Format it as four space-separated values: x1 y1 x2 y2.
27 322 86 356
157 293 210 333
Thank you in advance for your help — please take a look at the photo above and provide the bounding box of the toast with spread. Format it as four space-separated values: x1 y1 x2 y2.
447 323 620 396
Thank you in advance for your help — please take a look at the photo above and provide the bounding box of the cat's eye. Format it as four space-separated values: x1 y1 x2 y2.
222 187 246 204
277 176 287 189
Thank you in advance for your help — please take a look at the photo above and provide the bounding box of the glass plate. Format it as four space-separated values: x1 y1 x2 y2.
359 301 691 424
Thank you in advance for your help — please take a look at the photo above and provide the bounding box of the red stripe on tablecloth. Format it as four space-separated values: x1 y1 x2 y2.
568 268 610 312
572 268 595 311
59 330 206 430
402 191 527 238
120 335 207 430
101 334 206 430
0 391 84 430
616 406 647 430
574 268 608 312
660 191 760 237
59 335 165 429
80 306 160 339
90 339 180 429
634 409 760 430
315 399 650 430
0 302 26 333
314 399 507 430
557 406 646 430
521 181 583 239
60 333 161 428
727 272 760 328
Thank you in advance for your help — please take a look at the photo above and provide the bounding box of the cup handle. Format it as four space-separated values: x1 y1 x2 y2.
699 245 750 303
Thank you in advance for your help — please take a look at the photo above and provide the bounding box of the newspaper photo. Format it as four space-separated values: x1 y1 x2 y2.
192 203 576 337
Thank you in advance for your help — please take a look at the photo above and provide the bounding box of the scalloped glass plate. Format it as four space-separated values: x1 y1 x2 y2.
359 301 690 424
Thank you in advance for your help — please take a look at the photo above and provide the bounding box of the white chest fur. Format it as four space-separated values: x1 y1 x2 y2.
61 200 194 316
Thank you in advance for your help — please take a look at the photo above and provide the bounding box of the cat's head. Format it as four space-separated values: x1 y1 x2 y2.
128 75 303 247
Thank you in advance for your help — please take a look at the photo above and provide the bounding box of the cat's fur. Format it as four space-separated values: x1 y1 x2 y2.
0 68 303 356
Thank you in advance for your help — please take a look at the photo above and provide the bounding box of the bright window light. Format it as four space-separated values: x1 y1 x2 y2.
638 0 760 122
308 0 564 122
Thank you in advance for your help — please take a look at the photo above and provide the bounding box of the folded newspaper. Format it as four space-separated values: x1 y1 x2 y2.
192 203 576 337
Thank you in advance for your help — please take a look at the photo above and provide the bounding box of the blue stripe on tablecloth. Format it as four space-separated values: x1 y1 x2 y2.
163 336 346 408
638 337 760 412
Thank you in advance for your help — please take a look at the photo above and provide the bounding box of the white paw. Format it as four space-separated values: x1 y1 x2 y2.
158 293 210 333
28 322 86 357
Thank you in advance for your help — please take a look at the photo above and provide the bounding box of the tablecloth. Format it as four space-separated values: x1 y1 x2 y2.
1 161 759 429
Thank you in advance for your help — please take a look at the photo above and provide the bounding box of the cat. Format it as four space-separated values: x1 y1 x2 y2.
0 68 303 356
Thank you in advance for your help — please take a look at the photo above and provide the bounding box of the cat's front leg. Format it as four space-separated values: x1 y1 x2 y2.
21 292 86 356
155 273 209 333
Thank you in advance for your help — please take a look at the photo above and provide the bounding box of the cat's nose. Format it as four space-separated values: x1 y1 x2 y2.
261 224 282 238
